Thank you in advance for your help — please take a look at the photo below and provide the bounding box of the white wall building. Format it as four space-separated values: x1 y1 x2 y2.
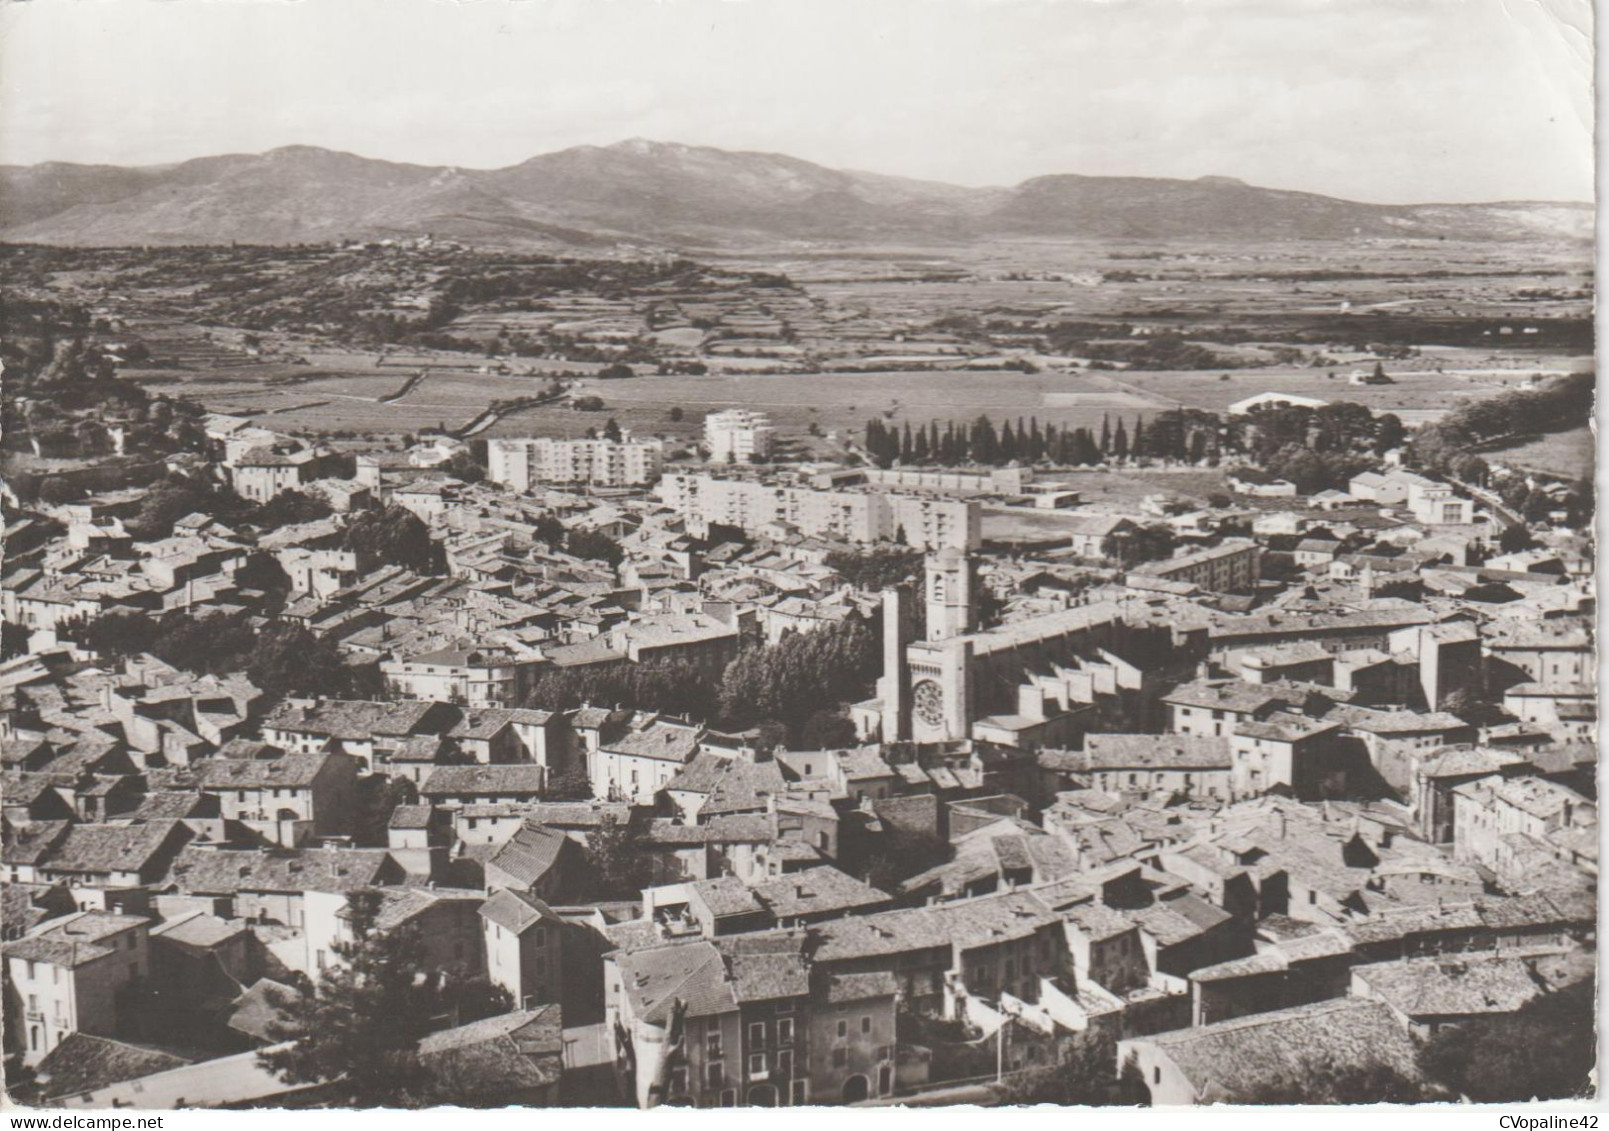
487 436 664 491
655 473 980 550
704 410 777 464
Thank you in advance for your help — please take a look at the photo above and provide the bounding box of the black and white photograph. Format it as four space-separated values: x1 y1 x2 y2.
0 0 1598 1113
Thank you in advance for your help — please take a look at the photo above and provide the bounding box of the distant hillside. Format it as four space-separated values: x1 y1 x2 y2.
0 139 1591 248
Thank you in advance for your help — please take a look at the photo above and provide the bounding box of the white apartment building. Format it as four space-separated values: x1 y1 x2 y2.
487 436 665 491
704 409 776 464
655 473 980 550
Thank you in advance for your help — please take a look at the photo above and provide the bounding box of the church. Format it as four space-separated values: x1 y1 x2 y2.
855 550 1187 751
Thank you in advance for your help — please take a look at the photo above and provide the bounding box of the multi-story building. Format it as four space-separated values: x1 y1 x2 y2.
380 646 544 709
592 716 705 804
1130 539 1260 594
230 444 328 503
5 912 151 1066
655 473 980 551
1452 774 1596 875
487 436 665 491
705 410 776 464
1229 715 1344 799
480 888 566 1009
607 933 898 1109
196 751 363 847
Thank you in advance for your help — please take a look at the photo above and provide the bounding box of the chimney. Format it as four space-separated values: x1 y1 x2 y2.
1276 811 1287 839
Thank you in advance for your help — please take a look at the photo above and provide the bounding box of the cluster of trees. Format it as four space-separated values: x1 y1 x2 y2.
1232 400 1405 493
1 296 210 463
261 890 515 1107
117 477 338 541
530 513 625 567
585 812 650 899
824 546 924 592
1416 980 1595 1103
525 662 721 725
1407 373 1595 529
343 506 444 575
1102 524 1179 568
862 408 1228 471
522 616 879 749
1044 323 1246 370
719 616 878 736
349 297 464 349
1070 331 1231 371
1497 474 1593 530
1412 372 1593 474
70 609 382 699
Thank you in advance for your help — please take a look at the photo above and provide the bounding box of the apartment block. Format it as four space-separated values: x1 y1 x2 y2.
655 473 979 551
487 435 665 490
704 410 777 464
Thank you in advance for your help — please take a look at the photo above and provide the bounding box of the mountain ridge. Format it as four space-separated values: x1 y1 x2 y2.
0 139 1591 248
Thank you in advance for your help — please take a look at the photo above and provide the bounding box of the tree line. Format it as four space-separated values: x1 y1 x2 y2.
521 614 879 751
862 407 1226 470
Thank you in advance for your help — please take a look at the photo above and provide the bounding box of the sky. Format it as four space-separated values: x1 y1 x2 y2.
0 0 1594 204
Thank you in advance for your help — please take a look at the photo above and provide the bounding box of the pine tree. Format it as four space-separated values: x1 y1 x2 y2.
901 421 915 463
1000 420 1017 463
1099 414 1111 455
1113 418 1129 461
967 416 993 464
1131 416 1146 459
262 891 439 1107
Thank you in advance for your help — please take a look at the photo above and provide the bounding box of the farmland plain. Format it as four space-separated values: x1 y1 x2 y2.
7 236 1591 477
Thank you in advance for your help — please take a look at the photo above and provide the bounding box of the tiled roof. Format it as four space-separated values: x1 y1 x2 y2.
751 867 891 920
1352 955 1545 1018
151 912 246 951
811 891 1057 963
1063 901 1135 942
1080 734 1232 771
167 845 396 895
228 978 297 1043
3 911 150 967
715 931 811 1003
603 720 704 764
2 819 71 865
388 804 434 829
262 698 441 740
616 939 737 1024
479 888 557 934
421 764 547 796
199 754 334 790
688 875 765 918
128 790 215 821
36 1034 189 1101
1135 998 1422 1101
416 1006 564 1100
486 822 570 887
1130 895 1231 947
39 820 189 875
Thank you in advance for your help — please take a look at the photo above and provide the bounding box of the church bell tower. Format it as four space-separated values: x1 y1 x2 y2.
924 548 975 643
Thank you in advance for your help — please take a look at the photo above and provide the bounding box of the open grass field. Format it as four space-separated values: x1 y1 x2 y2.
1114 366 1536 415
1481 425 1595 480
486 361 1553 445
